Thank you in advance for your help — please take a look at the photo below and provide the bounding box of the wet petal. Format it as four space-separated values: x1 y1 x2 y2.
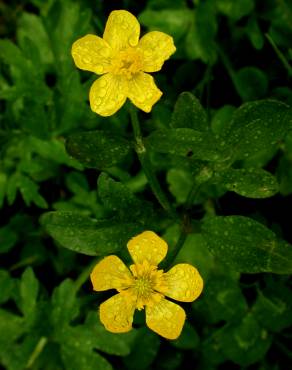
89 74 127 116
103 10 140 51
99 293 135 333
128 72 162 113
159 264 203 302
71 34 112 75
146 299 186 340
90 255 133 292
139 31 176 72
127 231 168 266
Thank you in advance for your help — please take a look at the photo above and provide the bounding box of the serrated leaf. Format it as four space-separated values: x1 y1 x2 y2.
41 211 143 256
17 12 54 65
60 327 112 370
0 270 14 304
171 92 208 131
66 131 132 169
51 279 78 328
85 312 137 356
0 309 25 350
146 128 225 162
19 268 39 321
218 168 279 198
202 216 292 273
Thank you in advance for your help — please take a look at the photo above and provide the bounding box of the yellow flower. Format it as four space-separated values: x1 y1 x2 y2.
90 231 203 340
71 10 176 116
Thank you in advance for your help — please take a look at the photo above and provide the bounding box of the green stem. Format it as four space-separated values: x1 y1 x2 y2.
26 337 48 368
217 46 238 87
129 105 176 218
164 182 203 267
265 33 292 77
74 257 100 293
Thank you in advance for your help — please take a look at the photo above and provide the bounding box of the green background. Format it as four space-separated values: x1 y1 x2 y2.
0 0 292 369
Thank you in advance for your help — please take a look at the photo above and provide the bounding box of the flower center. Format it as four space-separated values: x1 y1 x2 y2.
128 260 166 310
110 47 143 79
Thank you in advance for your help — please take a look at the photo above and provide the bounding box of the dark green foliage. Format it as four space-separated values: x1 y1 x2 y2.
1 0 292 369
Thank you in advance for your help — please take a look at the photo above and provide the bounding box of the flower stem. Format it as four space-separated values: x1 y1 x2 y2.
265 33 292 77
164 180 206 268
26 337 48 368
129 105 176 218
74 257 100 293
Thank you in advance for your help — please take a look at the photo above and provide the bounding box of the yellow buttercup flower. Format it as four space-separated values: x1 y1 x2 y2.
90 231 203 340
71 10 176 116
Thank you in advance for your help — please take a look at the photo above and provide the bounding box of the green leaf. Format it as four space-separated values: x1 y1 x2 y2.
0 172 7 208
146 128 224 162
211 105 236 136
253 287 292 332
246 16 264 50
0 270 15 304
85 312 137 356
202 216 292 273
98 173 154 225
227 100 292 161
60 327 112 370
139 9 192 42
216 0 254 21
41 211 143 256
218 168 279 198
166 168 193 204
219 314 272 366
0 225 18 254
66 131 132 169
0 309 25 350
51 279 78 328
185 3 217 63
170 322 199 349
194 273 248 324
234 67 268 101
19 268 39 321
123 328 160 370
17 12 54 65
171 92 208 131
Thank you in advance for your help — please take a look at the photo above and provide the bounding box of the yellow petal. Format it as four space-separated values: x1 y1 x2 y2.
103 10 140 51
89 74 127 116
71 34 112 74
128 72 162 113
139 31 176 72
127 231 168 266
159 264 203 302
90 255 133 292
99 293 135 333
146 299 186 339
